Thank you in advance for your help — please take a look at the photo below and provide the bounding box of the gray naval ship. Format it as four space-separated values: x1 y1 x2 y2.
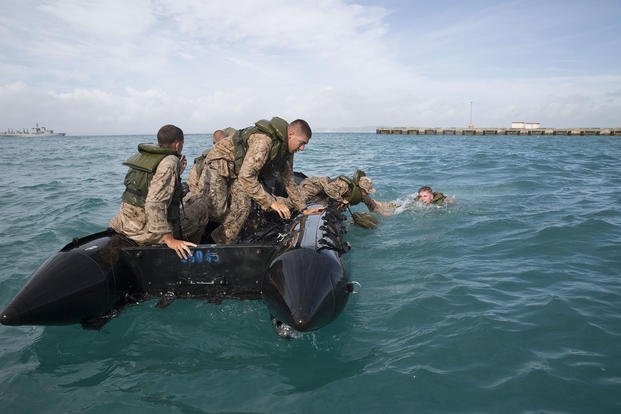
0 123 66 137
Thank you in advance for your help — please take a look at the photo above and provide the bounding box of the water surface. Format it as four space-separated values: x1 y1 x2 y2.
1 133 620 413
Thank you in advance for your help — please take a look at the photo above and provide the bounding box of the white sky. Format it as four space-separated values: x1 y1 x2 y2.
1 0 620 134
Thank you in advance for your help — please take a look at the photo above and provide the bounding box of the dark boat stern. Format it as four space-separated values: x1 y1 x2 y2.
1 231 136 327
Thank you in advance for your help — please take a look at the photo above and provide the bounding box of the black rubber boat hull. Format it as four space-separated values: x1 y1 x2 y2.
0 233 136 327
1 208 351 333
263 212 351 331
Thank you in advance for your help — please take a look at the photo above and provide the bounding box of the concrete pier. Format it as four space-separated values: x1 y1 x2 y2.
376 127 621 136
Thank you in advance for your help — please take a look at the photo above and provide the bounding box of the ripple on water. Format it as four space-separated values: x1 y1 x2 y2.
1 133 621 413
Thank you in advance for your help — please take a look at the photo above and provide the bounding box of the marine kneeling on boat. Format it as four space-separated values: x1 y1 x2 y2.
186 116 313 244
184 126 236 208
109 124 209 259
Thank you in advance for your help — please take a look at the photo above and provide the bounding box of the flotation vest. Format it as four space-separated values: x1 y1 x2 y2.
337 169 366 205
431 191 447 204
232 117 290 174
192 149 211 180
121 143 183 237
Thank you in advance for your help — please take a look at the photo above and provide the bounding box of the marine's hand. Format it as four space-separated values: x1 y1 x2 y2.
303 206 325 215
162 233 196 259
270 201 291 219
378 201 400 216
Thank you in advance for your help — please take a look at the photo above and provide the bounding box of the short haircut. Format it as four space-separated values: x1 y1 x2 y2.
157 124 184 146
418 186 433 194
290 119 312 139
213 129 226 144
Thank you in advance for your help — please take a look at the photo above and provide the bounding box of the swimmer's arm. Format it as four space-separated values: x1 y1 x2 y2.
365 197 399 216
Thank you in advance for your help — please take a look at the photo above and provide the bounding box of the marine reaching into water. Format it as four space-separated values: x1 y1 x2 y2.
203 117 312 244
290 169 398 228
296 170 396 214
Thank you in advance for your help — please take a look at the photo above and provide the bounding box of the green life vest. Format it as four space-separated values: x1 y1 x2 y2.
121 143 183 237
337 169 366 205
431 191 447 204
192 149 211 180
231 117 290 174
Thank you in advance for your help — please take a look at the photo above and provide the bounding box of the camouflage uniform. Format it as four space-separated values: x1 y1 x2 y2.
180 192 210 243
185 128 237 222
296 176 381 212
186 150 209 198
206 133 305 244
110 154 209 245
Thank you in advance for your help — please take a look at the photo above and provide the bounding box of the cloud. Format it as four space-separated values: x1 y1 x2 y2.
38 0 156 40
160 0 389 54
0 1 619 133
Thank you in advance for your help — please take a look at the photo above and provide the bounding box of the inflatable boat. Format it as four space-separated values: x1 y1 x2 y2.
0 206 353 336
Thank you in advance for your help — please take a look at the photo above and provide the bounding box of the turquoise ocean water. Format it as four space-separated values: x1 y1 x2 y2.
1 133 620 413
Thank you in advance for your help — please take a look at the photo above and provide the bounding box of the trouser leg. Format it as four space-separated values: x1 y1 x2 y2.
211 180 251 244
206 163 230 222
180 194 210 244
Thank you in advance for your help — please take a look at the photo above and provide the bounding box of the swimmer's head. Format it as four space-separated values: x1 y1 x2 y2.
417 186 434 204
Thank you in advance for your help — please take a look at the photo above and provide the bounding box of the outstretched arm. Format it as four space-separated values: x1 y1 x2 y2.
363 195 398 216
146 155 196 258
280 157 306 212
238 134 291 219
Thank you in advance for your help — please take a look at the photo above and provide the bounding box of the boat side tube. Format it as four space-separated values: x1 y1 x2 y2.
262 207 351 332
122 244 274 304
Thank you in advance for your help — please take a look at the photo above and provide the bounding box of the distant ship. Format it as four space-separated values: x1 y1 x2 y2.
0 124 66 137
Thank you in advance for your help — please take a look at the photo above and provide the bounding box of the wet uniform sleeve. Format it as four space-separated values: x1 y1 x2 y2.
290 177 324 208
238 134 277 210
145 155 178 237
286 177 349 209
362 194 380 212
280 156 306 211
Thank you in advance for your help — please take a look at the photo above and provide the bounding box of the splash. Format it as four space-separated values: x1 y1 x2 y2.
392 193 455 214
